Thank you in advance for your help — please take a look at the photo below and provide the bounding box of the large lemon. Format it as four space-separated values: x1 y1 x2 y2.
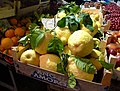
68 30 94 57
54 26 71 45
39 54 60 72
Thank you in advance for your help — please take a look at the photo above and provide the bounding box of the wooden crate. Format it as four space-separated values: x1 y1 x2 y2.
0 0 16 19
16 0 50 16
108 55 120 80
12 46 112 91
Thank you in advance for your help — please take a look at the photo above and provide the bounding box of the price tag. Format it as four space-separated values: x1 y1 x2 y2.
42 18 55 29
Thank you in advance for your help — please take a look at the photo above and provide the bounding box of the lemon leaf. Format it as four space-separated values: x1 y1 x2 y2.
35 32 45 47
47 37 64 55
57 17 66 28
18 35 30 46
28 23 38 31
57 53 69 74
68 22 78 32
30 33 38 49
86 25 94 32
81 13 93 27
99 61 114 70
74 57 97 74
68 73 76 88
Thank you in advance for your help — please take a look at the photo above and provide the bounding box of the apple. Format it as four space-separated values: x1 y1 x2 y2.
20 49 40 66
39 54 60 72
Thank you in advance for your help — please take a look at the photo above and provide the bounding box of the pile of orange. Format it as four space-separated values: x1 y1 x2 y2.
0 17 32 56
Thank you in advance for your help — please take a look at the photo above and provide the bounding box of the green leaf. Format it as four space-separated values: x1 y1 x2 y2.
82 13 93 27
68 22 78 32
18 35 30 46
57 53 69 74
94 29 104 40
68 73 76 88
57 17 66 28
30 33 39 49
74 57 97 74
99 61 114 70
28 23 38 31
30 31 45 49
35 32 45 47
58 1 80 15
86 25 94 32
47 37 64 55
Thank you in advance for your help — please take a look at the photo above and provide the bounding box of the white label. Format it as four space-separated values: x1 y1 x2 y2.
42 18 55 29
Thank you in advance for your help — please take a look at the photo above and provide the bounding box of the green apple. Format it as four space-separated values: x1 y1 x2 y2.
20 49 40 66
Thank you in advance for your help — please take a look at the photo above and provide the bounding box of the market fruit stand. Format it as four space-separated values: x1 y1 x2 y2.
0 0 120 91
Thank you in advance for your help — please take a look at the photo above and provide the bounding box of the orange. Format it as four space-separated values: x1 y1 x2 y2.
3 49 12 56
14 27 25 37
0 44 5 52
5 29 15 38
21 19 28 25
10 18 18 25
1 38 13 49
11 36 19 46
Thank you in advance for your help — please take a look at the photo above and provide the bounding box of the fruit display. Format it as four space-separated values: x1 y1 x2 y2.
12 2 113 89
0 17 32 57
103 2 120 31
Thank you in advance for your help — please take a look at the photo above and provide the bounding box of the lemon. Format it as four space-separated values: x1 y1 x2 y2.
54 26 71 45
68 30 94 57
39 54 60 72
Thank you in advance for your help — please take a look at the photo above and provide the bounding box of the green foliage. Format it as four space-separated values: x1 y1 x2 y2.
99 61 114 70
74 57 97 74
19 23 45 49
68 73 76 88
58 2 81 15
57 53 69 74
47 37 64 55
57 14 80 32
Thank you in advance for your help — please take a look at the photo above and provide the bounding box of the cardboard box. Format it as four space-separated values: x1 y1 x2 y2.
12 46 112 91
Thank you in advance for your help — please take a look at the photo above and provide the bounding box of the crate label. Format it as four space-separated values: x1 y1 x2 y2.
31 70 67 87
